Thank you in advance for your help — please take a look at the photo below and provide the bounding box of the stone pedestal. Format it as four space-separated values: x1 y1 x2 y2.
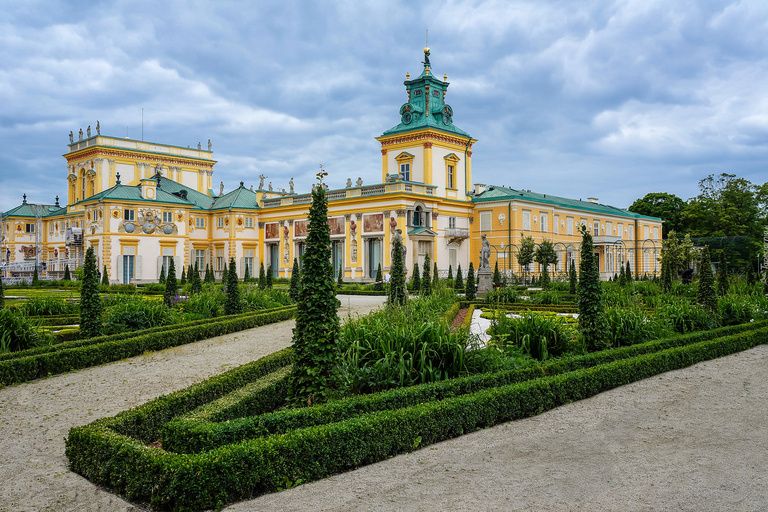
477 268 493 294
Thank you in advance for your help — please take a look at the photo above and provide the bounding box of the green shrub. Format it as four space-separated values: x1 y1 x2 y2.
241 287 292 311
421 254 432 296
454 264 463 291
103 296 176 334
0 309 53 353
488 310 572 360
603 307 671 347
183 290 225 318
658 300 715 334
530 290 561 305
465 262 476 301
19 297 79 316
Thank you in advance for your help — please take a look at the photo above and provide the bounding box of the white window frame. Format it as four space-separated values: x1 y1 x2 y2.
162 211 173 224
540 212 548 233
244 217 253 228
553 214 559 234
400 163 410 181
195 217 205 229
124 209 135 222
479 211 492 232
217 217 224 229
566 217 574 235
522 210 531 231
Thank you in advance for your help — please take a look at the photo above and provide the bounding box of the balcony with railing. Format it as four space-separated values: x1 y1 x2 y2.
260 181 437 209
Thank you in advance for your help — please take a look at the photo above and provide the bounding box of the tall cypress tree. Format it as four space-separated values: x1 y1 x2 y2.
0 274 5 309
465 262 476 300
447 265 453 281
266 265 273 289
221 262 229 286
493 261 502 288
625 261 633 284
224 257 242 315
180 265 187 286
421 254 432 296
244 262 250 283
32 266 39 285
389 238 407 306
290 258 301 301
258 262 266 289
336 265 344 287
411 263 421 293
578 226 607 351
618 262 627 287
191 262 203 295
697 246 717 313
63 264 71 281
374 263 383 291
163 257 177 307
433 261 439 287
79 247 102 338
569 259 577 295
287 178 341 406
158 264 166 284
454 264 464 291
101 265 109 286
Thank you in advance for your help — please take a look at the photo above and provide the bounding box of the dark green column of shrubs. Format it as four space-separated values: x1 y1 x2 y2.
79 247 102 338
0 273 4 309
433 262 439 288
63 264 71 281
454 264 463 291
374 263 383 291
158 264 166 284
465 262 476 300
204 263 213 284
180 265 186 286
569 259 577 294
101 265 109 286
163 258 177 307
289 258 301 300
337 265 344 287
221 262 229 285
287 178 341 406
577 226 606 351
258 262 266 289
389 238 407 306
244 262 250 283
191 263 203 295
421 254 432 296
411 263 421 292
625 261 633 284
493 261 502 288
266 265 273 289
225 257 243 315
447 265 453 281
697 246 717 313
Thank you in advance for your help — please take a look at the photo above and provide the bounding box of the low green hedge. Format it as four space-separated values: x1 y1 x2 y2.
30 314 80 326
0 306 296 387
161 321 767 454
465 301 578 313
67 323 768 511
439 301 461 326
51 327 81 342
336 290 388 296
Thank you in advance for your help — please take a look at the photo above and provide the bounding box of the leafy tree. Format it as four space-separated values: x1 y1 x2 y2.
746 266 756 287
517 235 535 283
158 264 166 284
534 239 558 290
492 261 502 288
661 259 672 293
79 246 102 338
625 261 633 284
0 274 5 309
421 254 432 296
163 257 177 307
221 262 228 285
266 265 273 289
258 262 266 289
447 265 453 281
578 226 607 351
569 259 577 295
465 262 477 300
244 262 250 283
411 263 421 292
63 265 71 281
290 258 301 300
697 246 717 313
374 263 383 291
224 257 243 315
389 237 407 306
180 265 186 286
717 253 729 296
287 178 341 406
628 192 687 237
454 264 464 291
764 268 768 296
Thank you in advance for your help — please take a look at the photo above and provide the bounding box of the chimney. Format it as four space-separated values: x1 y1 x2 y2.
587 197 599 204
474 183 486 195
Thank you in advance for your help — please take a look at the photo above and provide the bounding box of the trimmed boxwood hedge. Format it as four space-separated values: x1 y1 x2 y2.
0 306 296 387
66 322 768 511
336 290 388 296
29 314 81 326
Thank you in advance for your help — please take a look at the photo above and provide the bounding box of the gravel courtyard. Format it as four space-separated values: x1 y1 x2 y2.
1 294 766 511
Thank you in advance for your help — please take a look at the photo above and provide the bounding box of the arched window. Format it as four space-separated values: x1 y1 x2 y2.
81 170 86 200
413 206 423 227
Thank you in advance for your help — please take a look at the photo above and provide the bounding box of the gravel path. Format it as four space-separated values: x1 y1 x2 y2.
1 297 766 511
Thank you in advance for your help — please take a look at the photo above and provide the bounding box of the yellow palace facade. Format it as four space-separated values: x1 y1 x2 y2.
1 50 662 285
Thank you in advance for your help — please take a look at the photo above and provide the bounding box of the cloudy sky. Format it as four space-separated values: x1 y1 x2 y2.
1 0 767 213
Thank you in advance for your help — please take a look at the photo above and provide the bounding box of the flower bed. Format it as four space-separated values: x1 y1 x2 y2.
66 320 768 511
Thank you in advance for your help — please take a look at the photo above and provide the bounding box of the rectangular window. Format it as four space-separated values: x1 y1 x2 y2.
244 249 254 278
49 222 53 235
479 211 492 232
629 225 634 240
217 217 224 229
162 255 173 277
523 210 531 231
553 215 559 234
448 216 456 229
447 165 454 189
195 217 205 229
122 255 134 284
26 223 34 234
244 217 253 228
606 221 612 236
162 211 173 223
654 226 659 240
617 223 623 239
124 209 135 222
449 248 457 272
400 163 410 181
216 248 224 271
567 217 574 235
593 220 600 235
195 249 205 270
540 212 548 233
644 225 649 239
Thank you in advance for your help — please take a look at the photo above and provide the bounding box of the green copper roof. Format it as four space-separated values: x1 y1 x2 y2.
472 185 663 222
381 51 471 139
153 176 216 210
77 182 193 207
211 182 260 210
2 201 66 219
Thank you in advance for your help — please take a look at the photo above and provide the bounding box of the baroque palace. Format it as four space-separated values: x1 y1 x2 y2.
1 49 662 285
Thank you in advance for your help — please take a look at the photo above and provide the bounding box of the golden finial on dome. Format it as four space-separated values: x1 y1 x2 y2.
424 46 430 54
406 72 410 80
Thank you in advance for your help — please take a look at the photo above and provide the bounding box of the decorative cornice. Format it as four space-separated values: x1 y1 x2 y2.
65 148 214 169
383 210 390 217
344 214 351 221
379 132 473 149
395 209 406 216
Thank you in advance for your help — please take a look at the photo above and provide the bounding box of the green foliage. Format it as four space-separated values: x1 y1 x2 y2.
287 181 341 407
388 238 407 306
337 264 344 287
717 254 730 296
697 246 717 313
191 263 203 295
102 295 176 334
465 262 476 300
764 269 768 296
224 257 243 315
158 264 166 284
19 296 78 316
625 261 633 284
63 265 71 281
577 226 607 351
411 263 421 292
488 310 572 360
517 236 535 279
204 263 214 284
0 274 4 309
101 265 109 286
258 262 266 290
163 257 178 307
290 258 302 300
221 262 229 285
421 254 432 296
180 265 186 286
628 192 687 237
0 309 52 353
79 247 102 338
241 287 293 311
746 266 755 286
603 307 670 347
618 262 627 287
569 259 577 295
433 262 439 287
658 300 716 334
447 265 453 281
454 264 463 291
374 263 383 291
244 261 251 283
492 261 502 288
266 265 273 289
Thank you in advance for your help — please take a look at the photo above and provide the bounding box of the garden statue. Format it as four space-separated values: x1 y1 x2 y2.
219 181 224 196
391 228 407 261
268 182 273 191
69 131 74 143
207 139 212 151
346 178 352 188
96 121 100 135
480 234 491 269
289 177 294 194
356 177 363 186
258 174 266 189
87 125 91 137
